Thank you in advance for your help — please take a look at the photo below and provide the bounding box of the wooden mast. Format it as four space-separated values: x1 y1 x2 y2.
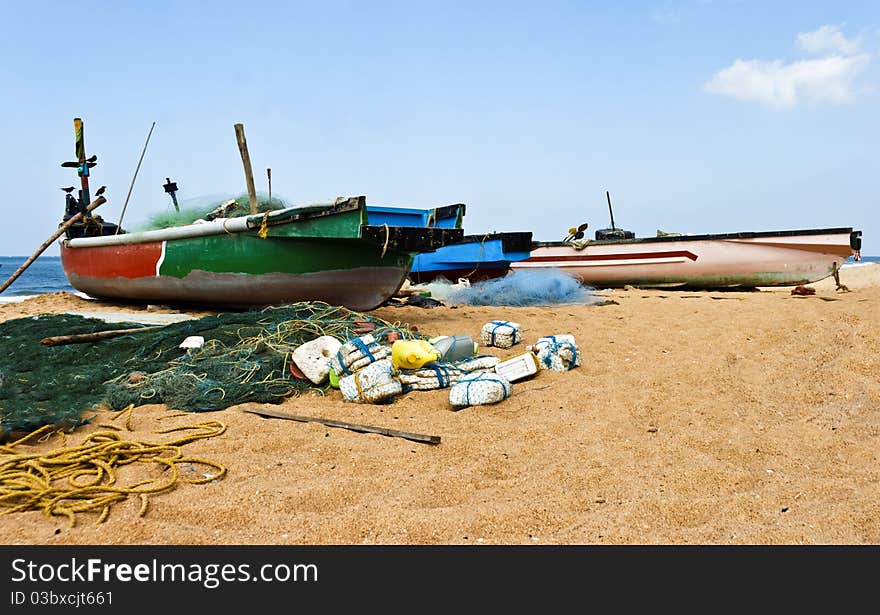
73 118 91 209
234 123 259 215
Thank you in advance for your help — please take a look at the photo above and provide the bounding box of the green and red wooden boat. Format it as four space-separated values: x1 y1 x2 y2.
60 196 461 310
57 119 461 310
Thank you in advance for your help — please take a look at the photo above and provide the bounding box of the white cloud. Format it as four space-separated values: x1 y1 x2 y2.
705 54 869 108
705 25 870 108
797 25 861 55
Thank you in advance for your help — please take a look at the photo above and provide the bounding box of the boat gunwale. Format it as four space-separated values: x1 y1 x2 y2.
366 203 466 221
531 227 858 249
63 198 366 248
454 231 534 253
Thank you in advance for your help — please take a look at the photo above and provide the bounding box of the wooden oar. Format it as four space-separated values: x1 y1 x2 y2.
0 196 106 295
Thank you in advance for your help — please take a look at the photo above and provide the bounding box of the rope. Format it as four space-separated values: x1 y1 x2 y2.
81 216 106 236
462 372 510 406
537 338 579 370
258 211 270 239
488 320 512 346
352 368 367 400
351 337 376 363
380 223 390 258
349 362 399 402
460 233 490 280
0 408 227 527
335 348 352 376
429 364 451 389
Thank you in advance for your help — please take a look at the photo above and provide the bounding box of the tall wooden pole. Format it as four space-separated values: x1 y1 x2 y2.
267 168 272 204
0 197 106 294
74 118 91 207
234 123 259 215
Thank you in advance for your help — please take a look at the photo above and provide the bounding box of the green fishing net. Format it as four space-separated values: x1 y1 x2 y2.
133 194 288 231
0 303 420 435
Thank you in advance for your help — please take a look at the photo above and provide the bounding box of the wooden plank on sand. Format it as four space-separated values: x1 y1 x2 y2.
242 407 441 445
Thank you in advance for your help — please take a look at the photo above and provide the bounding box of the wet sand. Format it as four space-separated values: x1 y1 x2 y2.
1 264 878 545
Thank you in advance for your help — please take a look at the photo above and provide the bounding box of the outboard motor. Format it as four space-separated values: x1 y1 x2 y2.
595 227 635 241
595 191 635 241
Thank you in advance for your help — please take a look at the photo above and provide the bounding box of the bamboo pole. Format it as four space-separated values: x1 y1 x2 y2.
117 121 156 233
234 123 259 215
40 325 163 346
0 196 106 294
242 407 441 445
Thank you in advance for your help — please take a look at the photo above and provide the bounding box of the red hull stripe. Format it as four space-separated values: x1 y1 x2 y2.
525 250 698 263
61 242 163 279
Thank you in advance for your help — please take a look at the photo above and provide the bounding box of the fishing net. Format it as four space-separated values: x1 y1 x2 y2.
430 269 598 306
133 193 289 231
0 303 421 435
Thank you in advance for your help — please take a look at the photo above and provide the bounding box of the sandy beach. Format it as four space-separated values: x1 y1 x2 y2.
1 264 878 545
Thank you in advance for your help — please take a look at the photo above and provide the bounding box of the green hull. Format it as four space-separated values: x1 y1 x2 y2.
61 197 462 310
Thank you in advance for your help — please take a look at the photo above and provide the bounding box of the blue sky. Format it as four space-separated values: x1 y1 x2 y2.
1 0 877 255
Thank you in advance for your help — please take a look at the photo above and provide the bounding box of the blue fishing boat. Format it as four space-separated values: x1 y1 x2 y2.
366 203 464 229
366 204 532 283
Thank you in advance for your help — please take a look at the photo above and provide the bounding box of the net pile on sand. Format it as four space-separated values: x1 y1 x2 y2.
0 303 419 434
417 269 597 306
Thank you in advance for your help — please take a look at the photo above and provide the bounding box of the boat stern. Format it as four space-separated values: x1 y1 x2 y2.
360 225 464 254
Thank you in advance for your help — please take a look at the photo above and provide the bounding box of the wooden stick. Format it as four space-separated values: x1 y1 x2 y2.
40 325 164 346
0 196 106 294
117 121 156 232
267 167 272 203
242 407 441 445
234 123 259 215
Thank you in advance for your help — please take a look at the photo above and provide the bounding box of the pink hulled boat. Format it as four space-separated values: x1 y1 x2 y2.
511 227 862 289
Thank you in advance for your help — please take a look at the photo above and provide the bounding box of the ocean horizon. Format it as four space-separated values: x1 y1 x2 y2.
1 255 77 300
1 254 878 303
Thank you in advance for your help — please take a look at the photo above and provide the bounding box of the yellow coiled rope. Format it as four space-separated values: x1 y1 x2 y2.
0 406 227 528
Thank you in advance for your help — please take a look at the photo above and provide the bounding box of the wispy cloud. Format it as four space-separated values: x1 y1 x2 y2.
797 24 861 55
704 25 869 109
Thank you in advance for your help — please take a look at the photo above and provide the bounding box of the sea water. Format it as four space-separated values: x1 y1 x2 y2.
0 255 78 302
843 256 880 267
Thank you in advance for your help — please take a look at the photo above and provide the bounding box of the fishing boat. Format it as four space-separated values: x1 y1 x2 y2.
366 203 533 283
407 231 534 283
512 227 862 289
61 197 462 310
366 203 465 229
56 120 462 310
511 191 863 288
